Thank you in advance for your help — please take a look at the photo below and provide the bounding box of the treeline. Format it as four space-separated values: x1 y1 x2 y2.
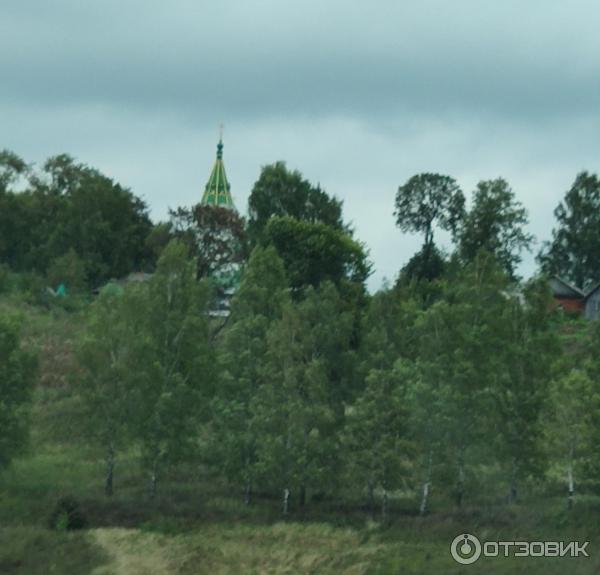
62 241 600 518
3 148 600 518
0 151 154 290
3 148 600 294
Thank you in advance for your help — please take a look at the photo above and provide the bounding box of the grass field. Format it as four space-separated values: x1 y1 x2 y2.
1 296 598 574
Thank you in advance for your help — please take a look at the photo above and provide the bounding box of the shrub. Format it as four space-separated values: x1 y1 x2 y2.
48 496 87 531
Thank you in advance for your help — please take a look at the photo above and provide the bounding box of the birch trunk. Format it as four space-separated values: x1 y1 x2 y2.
567 443 575 510
283 488 290 515
244 480 252 506
419 450 433 516
105 445 115 497
508 457 518 504
150 457 159 499
367 479 374 517
456 449 465 508
381 487 388 523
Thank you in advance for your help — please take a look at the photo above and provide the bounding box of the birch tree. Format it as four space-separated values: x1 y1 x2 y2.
343 364 413 521
416 252 507 507
77 287 146 495
212 246 289 504
547 370 597 509
253 283 353 512
132 241 212 497
492 278 557 503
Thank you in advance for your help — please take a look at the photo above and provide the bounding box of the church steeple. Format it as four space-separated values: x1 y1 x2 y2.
201 135 236 210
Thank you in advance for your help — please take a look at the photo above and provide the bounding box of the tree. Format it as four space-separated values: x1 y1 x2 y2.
76 287 146 495
262 216 371 294
343 364 413 521
395 244 447 309
457 179 533 278
538 171 600 289
546 370 598 509
415 252 508 507
492 277 557 503
406 361 448 516
1 154 153 286
0 316 36 470
0 151 31 269
0 149 28 193
132 241 213 496
212 246 289 504
252 283 354 512
394 173 465 248
170 204 248 280
248 162 344 242
36 156 154 286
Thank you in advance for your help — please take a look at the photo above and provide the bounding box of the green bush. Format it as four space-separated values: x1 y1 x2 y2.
48 496 87 531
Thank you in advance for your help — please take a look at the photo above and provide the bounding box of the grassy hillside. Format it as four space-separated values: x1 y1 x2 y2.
0 295 598 574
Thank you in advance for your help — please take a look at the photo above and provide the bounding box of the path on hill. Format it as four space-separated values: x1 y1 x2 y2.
91 528 175 575
89 523 380 574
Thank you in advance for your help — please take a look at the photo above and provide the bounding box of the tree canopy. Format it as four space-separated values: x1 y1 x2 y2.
457 178 532 278
248 162 344 242
538 171 600 289
261 216 371 294
0 152 154 288
395 173 465 248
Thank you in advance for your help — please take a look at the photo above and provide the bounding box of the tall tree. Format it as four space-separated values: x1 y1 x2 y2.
457 179 533 278
0 150 31 269
343 364 413 521
492 277 557 503
35 155 154 285
262 216 371 295
248 162 344 242
212 246 289 504
76 287 146 495
546 369 597 510
416 252 508 507
538 171 600 289
0 149 28 193
170 204 248 281
1 153 153 285
0 316 36 470
394 173 465 249
132 241 213 496
252 283 353 512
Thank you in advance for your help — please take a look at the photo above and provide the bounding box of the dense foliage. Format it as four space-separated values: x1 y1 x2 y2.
0 151 153 288
2 147 600 529
538 171 600 289
247 161 345 242
0 316 36 470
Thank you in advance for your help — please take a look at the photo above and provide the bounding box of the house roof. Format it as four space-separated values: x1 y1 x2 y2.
549 276 585 299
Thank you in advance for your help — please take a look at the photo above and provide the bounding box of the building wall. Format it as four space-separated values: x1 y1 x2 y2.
585 291 600 320
554 297 585 314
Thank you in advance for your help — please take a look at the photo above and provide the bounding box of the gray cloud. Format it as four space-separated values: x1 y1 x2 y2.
3 1 600 121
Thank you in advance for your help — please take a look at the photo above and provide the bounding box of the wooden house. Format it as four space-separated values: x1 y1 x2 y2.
549 277 585 314
585 282 600 320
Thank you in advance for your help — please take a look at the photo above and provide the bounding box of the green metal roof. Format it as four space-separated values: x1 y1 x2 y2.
201 139 236 210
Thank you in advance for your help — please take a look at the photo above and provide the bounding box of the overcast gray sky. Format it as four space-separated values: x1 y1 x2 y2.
2 1 599 289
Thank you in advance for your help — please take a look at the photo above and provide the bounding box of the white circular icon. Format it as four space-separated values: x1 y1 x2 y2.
450 533 482 565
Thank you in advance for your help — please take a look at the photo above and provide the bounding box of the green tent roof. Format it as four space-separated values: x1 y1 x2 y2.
201 139 236 210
